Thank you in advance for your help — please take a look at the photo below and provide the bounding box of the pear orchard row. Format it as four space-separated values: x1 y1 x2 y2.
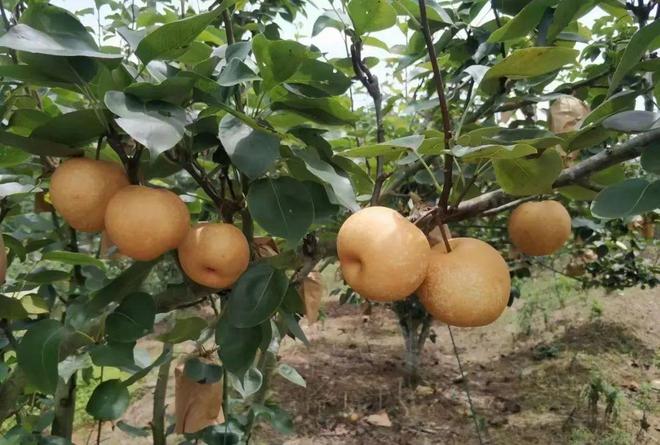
44 157 571 326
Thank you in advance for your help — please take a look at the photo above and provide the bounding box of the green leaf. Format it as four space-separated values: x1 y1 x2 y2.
547 0 596 42
104 91 186 158
0 130 82 157
0 65 79 90
247 177 315 246
69 261 156 331
30 110 107 147
124 77 196 105
493 148 563 196
58 353 93 383
482 47 578 93
216 318 262 377
281 312 310 346
116 421 150 438
157 316 207 343
392 0 453 24
0 24 120 60
86 379 130 421
218 58 261 86
89 342 139 371
0 147 31 168
271 93 359 125
348 0 397 34
218 114 280 179
608 20 660 96
226 263 288 328
286 59 352 97
106 293 156 343
19 270 71 284
312 11 347 36
591 179 660 219
231 367 263 398
0 295 29 320
184 357 222 384
452 143 537 161
602 110 660 133
135 7 230 66
17 319 66 394
342 135 424 158
488 0 557 43
252 35 307 91
582 90 638 127
276 363 306 387
0 182 35 198
292 148 358 211
42 251 105 270
641 146 660 174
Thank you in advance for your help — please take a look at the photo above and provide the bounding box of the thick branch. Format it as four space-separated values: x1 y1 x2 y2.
418 0 454 212
443 129 660 222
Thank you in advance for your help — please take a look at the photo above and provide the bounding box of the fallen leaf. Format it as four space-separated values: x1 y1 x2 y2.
365 411 392 427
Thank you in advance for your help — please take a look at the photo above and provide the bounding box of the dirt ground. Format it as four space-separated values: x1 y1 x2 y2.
76 281 660 445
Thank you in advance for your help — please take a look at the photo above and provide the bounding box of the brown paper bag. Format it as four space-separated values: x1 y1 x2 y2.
548 95 590 134
301 271 324 324
174 358 224 434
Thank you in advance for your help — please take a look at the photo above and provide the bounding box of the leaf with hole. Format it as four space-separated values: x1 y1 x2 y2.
252 34 307 91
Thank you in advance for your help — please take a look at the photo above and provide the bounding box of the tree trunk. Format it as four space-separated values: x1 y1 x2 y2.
51 374 76 440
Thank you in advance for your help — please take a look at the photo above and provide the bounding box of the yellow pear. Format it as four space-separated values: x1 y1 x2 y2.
418 238 511 327
50 158 129 232
508 200 571 256
178 223 250 289
104 185 190 261
337 206 431 302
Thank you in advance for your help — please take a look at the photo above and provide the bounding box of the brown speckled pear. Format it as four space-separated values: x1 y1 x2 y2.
418 238 511 327
178 223 250 289
337 206 431 302
50 158 129 232
105 185 190 261
508 200 571 256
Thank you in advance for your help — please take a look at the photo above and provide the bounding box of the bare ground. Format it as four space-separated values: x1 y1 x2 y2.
75 284 660 445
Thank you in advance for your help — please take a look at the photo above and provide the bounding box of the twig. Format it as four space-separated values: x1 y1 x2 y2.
151 344 172 445
418 0 454 213
350 39 386 205
448 326 485 445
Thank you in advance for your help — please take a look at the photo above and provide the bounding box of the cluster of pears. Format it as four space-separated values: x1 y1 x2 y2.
337 201 571 327
49 158 249 289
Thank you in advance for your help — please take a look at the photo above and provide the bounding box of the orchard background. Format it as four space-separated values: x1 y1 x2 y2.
0 0 659 444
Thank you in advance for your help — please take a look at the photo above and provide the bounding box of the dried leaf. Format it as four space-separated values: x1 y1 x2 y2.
365 411 392 427
34 192 54 213
253 236 280 258
548 95 590 134
175 357 224 434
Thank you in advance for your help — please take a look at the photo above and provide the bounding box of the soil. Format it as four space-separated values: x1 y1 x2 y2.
74 283 660 445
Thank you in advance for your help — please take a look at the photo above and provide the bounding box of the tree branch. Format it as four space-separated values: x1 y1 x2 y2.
445 129 660 223
350 39 386 205
418 0 454 213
